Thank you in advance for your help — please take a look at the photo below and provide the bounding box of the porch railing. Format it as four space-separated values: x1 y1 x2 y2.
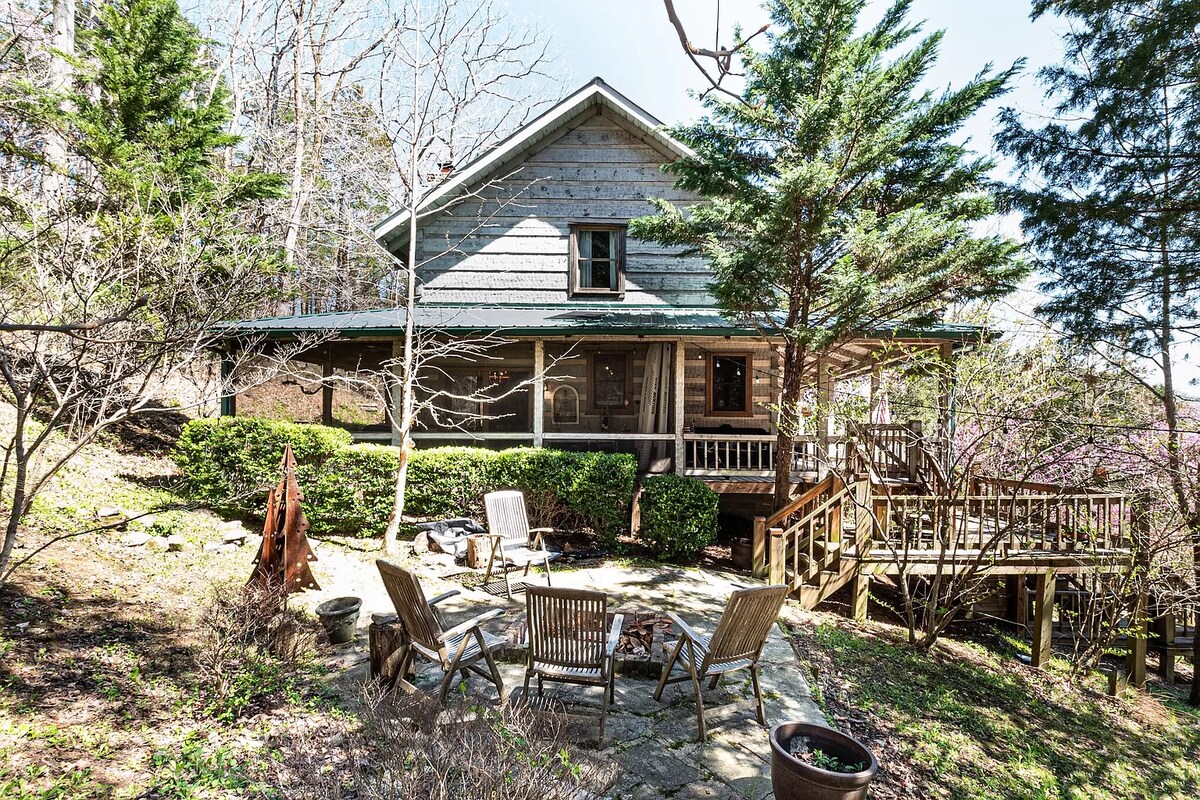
683 433 851 474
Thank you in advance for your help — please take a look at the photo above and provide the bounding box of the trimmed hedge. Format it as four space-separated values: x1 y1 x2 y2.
637 474 719 560
173 417 637 541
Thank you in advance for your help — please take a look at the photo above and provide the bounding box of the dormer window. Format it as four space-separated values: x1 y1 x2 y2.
570 223 625 296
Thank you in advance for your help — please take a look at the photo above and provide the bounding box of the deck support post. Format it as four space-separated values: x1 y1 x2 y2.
752 516 768 578
532 339 545 448
673 340 686 475
1126 591 1149 688
768 527 785 586
1155 613 1176 681
851 570 869 623
1031 569 1055 669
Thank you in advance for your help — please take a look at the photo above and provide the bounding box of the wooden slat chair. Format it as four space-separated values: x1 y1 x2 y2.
483 490 560 598
376 559 508 702
523 585 624 745
653 584 790 740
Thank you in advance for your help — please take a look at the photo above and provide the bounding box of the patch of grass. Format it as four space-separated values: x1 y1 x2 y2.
141 733 270 800
790 618 1200 800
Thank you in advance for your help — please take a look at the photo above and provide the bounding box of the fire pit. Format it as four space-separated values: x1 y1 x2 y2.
496 608 674 679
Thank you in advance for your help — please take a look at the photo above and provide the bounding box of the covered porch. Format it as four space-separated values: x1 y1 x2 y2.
222 304 978 494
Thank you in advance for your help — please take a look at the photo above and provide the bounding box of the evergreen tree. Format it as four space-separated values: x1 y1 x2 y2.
0 0 283 579
69 0 283 207
997 0 1200 705
631 0 1026 504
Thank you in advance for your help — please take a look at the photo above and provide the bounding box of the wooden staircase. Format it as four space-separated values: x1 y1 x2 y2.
756 434 1133 614
760 473 866 610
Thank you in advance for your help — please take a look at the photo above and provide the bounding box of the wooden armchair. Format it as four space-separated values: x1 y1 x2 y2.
376 559 508 702
653 584 790 740
483 490 560 598
523 585 623 745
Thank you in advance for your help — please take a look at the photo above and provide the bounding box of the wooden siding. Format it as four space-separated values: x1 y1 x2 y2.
417 110 713 306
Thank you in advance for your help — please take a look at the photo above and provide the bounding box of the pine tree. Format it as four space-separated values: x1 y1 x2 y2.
631 0 1026 505
69 0 283 207
997 0 1200 706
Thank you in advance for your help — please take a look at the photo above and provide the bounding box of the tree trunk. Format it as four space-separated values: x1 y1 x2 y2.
0 443 28 582
1192 526 1200 705
383 438 411 555
383 6 422 557
773 340 805 508
43 0 75 198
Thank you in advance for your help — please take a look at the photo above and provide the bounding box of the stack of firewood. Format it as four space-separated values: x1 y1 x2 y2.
616 613 672 656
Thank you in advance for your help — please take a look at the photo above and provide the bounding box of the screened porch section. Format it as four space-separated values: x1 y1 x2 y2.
224 334 961 487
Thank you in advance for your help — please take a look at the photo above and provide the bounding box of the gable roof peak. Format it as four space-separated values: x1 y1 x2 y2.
373 77 693 250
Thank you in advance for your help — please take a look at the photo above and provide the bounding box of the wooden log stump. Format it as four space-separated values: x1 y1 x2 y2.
368 613 411 682
466 534 492 569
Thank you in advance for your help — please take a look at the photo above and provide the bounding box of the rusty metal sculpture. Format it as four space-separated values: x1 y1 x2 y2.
248 445 320 593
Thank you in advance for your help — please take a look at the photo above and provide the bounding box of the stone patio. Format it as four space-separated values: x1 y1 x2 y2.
310 554 826 800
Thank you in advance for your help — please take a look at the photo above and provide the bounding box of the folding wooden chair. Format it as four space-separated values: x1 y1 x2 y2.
483 490 560 597
653 584 790 740
523 585 623 745
376 559 507 702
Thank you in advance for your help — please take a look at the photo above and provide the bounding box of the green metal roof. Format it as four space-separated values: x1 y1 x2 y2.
216 303 988 342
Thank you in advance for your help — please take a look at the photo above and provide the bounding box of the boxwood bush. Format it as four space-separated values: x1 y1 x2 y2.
637 474 719 560
173 417 636 542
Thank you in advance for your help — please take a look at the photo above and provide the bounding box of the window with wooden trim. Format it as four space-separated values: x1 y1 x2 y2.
707 354 752 415
591 352 631 410
569 224 625 295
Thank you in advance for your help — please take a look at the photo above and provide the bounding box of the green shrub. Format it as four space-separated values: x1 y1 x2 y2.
173 418 636 541
637 474 719 560
173 417 349 516
308 444 400 537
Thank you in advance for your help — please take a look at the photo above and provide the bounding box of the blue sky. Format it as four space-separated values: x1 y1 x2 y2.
505 1 1065 158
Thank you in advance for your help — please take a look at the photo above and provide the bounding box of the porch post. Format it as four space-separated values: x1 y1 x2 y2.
674 339 686 475
532 339 545 447
321 349 334 426
1031 569 1056 669
219 352 236 417
390 338 403 447
936 341 955 467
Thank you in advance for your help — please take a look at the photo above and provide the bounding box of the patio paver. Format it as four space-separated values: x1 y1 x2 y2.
314 556 826 799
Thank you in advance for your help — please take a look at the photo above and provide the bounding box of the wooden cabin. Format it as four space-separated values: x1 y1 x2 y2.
223 78 978 501
221 79 1150 676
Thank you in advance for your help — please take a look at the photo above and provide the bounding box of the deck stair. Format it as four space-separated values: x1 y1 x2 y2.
758 453 1135 613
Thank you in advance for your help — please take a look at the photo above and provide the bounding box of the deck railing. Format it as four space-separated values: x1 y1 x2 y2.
765 476 864 591
871 492 1131 553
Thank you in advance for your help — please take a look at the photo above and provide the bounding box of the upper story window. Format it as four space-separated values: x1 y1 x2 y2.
570 223 625 296
708 353 752 415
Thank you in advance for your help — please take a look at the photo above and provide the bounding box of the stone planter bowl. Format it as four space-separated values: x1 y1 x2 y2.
315 596 362 645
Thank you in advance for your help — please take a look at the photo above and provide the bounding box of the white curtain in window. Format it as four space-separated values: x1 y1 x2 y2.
578 229 593 287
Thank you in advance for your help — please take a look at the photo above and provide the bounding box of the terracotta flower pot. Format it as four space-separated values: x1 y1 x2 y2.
770 722 878 800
